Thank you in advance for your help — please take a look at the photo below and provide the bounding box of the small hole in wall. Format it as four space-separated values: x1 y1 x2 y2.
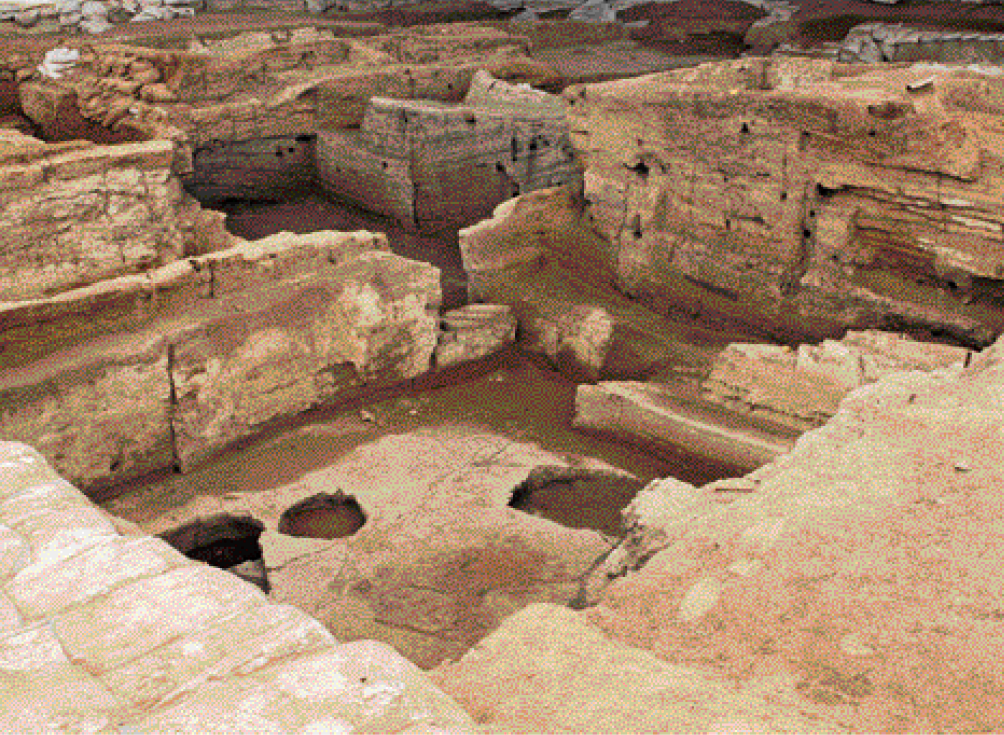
279 492 367 539
631 213 643 239
780 191 788 201
740 122 750 134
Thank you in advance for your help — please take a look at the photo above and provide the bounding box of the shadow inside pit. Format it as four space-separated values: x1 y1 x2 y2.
508 466 648 538
159 513 270 593
278 492 367 540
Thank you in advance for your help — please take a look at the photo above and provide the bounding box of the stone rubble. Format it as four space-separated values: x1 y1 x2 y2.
0 0 199 34
703 330 969 430
838 22 1004 65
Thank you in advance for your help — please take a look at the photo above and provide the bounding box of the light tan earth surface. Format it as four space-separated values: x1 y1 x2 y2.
3 8 1004 733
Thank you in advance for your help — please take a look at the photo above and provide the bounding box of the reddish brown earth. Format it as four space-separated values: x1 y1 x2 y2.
584 350 1004 733
791 0 1004 43
329 0 509 27
95 11 385 42
621 0 766 56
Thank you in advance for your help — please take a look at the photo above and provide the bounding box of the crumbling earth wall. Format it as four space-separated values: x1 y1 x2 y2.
0 128 207 301
565 57 1004 346
0 229 442 488
464 57 1004 372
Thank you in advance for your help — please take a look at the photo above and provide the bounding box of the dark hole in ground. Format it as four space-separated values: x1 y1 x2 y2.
629 159 650 178
508 466 648 538
159 514 270 593
279 492 367 539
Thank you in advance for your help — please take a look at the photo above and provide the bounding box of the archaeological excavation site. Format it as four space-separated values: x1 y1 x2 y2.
3 0 1004 730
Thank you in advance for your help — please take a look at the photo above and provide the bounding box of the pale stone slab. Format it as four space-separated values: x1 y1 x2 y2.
137 642 476 734
1 482 119 563
8 534 187 619
100 602 336 709
0 524 30 583
53 565 266 673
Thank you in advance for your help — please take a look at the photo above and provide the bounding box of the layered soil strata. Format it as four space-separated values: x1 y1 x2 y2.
463 57 1004 386
0 21 591 489
4 10 1004 732
0 128 208 301
0 229 445 487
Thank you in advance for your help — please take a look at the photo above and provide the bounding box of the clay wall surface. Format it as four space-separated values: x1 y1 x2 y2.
563 57 1004 345
315 85 575 231
311 63 472 129
464 67 565 117
0 230 442 488
315 128 415 223
0 129 203 301
187 133 316 203
0 441 474 733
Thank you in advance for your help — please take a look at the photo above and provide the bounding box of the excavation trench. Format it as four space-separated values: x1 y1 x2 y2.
156 166 754 540
96 138 758 669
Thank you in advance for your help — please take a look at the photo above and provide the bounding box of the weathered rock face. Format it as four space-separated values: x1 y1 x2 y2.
168 232 443 470
430 602 847 733
0 441 475 732
0 230 442 487
561 57 1004 346
435 303 517 368
315 72 576 232
0 128 204 301
703 329 969 430
458 187 731 378
838 23 1004 65
577 334 1004 732
186 134 316 204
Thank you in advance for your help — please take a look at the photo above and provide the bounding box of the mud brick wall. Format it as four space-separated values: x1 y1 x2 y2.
0 131 201 301
565 56 1004 345
0 231 441 488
